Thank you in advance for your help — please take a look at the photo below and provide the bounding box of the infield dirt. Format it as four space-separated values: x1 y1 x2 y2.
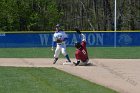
0 58 140 93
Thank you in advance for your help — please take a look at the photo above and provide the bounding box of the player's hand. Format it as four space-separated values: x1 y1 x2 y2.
51 47 54 51
74 27 81 34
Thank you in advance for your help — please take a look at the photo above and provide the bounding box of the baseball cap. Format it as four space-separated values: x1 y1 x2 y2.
56 24 60 27
74 42 81 48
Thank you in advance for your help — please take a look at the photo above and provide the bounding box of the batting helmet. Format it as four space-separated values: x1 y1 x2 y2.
74 42 81 49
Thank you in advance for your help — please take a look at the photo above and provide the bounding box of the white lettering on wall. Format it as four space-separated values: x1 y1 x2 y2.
39 33 104 46
39 34 49 46
88 33 104 46
88 34 96 45
70 34 78 45
0 33 6 36
96 33 104 45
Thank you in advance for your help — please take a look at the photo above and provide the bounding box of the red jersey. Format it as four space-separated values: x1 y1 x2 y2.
75 41 88 62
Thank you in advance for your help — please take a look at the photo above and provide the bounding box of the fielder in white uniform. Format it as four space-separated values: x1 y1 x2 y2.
52 24 71 64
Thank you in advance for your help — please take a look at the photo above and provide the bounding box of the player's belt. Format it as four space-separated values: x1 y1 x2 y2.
57 42 64 45
57 43 62 45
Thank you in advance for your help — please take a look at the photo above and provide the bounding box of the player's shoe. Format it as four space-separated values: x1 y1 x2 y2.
73 62 77 66
53 58 58 64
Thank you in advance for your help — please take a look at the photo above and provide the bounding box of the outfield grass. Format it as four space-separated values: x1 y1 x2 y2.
91 47 140 59
0 47 140 58
0 67 118 93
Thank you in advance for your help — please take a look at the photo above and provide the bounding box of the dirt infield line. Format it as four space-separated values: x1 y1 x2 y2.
0 58 140 93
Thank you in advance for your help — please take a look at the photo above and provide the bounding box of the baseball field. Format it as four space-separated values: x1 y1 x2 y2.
0 47 140 58
0 47 140 93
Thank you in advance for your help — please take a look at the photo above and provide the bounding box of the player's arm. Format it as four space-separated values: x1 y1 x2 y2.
61 36 68 41
74 27 86 41
51 35 56 51
80 33 86 48
52 41 56 48
81 33 86 42
61 32 68 41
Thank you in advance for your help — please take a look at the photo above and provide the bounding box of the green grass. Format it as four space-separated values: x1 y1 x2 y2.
91 47 140 59
0 47 140 58
0 67 118 93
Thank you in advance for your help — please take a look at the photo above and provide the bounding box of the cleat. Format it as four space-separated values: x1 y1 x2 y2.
73 62 77 66
53 58 58 64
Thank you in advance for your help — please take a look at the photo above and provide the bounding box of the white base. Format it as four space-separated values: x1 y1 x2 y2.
63 62 73 65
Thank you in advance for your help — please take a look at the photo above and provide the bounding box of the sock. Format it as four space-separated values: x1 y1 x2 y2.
55 58 58 61
65 54 71 62
53 58 58 64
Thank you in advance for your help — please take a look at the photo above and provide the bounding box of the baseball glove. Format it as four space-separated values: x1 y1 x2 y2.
74 27 81 34
56 39 62 43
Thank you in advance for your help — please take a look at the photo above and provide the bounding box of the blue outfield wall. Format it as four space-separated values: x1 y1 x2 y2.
0 32 140 48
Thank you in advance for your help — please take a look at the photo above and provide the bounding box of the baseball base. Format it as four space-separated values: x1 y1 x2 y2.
63 62 73 65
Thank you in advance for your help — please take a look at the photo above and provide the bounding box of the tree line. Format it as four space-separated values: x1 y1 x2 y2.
0 0 139 31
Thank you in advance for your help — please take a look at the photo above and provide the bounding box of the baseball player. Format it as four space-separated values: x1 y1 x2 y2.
73 31 89 66
51 24 71 64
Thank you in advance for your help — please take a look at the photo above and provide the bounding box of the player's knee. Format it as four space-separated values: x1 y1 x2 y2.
62 52 67 56
54 55 58 58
